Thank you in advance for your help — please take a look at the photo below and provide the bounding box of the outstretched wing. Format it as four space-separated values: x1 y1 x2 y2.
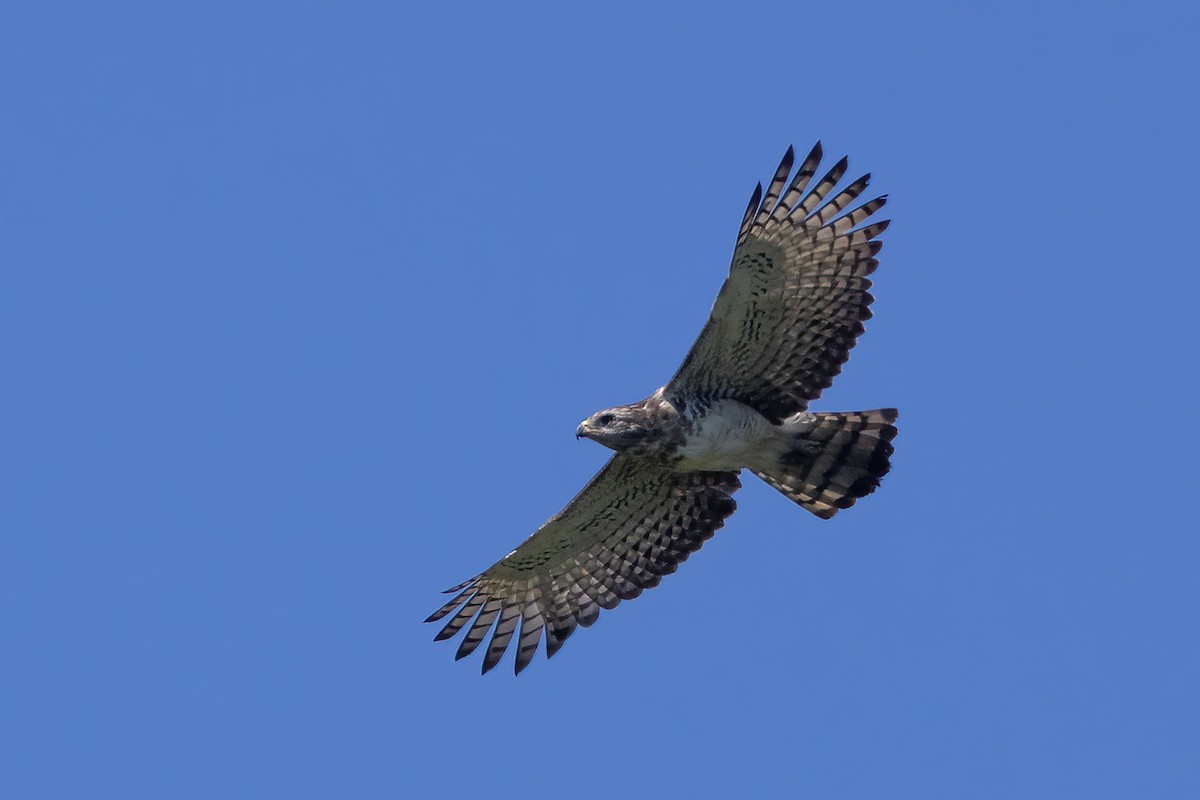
425 456 740 674
667 143 889 422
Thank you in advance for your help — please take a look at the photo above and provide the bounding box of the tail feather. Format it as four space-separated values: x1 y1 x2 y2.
754 408 897 519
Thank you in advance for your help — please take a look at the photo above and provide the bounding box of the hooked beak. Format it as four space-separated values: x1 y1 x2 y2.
575 422 589 440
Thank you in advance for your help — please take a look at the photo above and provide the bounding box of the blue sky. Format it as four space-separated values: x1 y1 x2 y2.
3 2 1197 797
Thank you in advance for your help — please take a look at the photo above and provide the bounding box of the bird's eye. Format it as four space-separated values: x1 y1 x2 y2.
597 414 615 426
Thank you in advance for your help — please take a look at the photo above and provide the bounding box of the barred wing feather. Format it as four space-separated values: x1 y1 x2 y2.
668 142 889 422
425 456 740 674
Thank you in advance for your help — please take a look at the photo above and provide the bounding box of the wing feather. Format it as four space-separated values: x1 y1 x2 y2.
757 145 795 221
792 156 849 220
424 585 476 623
433 590 485 642
427 456 740 674
668 143 889 421
481 603 521 673
455 595 503 661
770 141 823 224
736 183 764 245
514 595 544 675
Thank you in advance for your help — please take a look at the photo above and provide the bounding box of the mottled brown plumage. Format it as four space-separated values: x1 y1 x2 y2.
427 143 898 673
669 142 886 423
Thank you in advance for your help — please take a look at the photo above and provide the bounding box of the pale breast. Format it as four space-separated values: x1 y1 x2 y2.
673 399 776 471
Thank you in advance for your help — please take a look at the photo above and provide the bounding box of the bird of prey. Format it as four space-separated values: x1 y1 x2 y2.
426 143 898 674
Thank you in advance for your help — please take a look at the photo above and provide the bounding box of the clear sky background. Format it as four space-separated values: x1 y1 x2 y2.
3 2 1198 798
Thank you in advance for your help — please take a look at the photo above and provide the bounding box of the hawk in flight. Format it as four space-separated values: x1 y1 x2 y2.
427 143 898 674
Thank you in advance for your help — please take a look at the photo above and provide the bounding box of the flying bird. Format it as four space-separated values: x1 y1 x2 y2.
426 143 898 674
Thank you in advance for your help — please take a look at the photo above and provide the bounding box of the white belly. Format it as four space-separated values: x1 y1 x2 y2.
674 400 775 471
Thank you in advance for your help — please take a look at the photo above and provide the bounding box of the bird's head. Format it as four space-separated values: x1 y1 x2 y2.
576 403 658 452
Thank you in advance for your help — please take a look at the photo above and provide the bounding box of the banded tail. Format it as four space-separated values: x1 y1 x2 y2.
753 408 898 519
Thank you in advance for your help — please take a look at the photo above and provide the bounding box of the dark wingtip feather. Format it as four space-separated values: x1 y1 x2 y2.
544 628 568 659
779 145 795 172
442 576 478 594
514 645 537 675
424 586 473 623
481 643 505 674
432 625 460 642
738 182 764 241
